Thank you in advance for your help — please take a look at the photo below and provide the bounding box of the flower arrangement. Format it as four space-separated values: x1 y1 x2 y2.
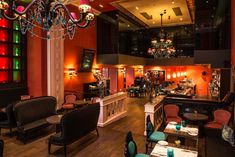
144 71 160 103
93 71 105 98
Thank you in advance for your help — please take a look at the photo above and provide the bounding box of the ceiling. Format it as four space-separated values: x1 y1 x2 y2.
112 0 193 28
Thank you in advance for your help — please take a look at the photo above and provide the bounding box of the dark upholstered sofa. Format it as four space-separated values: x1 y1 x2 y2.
14 96 56 143
48 102 100 157
0 103 17 135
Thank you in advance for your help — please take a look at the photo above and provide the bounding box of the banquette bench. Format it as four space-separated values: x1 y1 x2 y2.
48 102 100 157
14 96 57 143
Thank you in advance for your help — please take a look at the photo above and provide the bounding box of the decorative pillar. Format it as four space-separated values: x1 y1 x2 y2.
47 26 64 108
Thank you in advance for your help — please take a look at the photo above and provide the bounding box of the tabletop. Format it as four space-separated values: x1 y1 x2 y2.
164 123 199 140
183 113 208 121
150 144 198 157
46 115 63 124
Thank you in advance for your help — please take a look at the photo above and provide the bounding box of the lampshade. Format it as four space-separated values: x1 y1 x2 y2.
79 0 91 13
70 12 77 20
80 0 89 5
16 6 25 12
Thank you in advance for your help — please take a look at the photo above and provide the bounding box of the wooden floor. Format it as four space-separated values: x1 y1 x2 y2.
1 98 205 157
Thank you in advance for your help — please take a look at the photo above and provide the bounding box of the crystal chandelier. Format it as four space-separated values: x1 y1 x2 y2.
0 0 94 40
148 12 176 58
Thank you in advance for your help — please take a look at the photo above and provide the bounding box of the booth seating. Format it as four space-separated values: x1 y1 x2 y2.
14 96 56 143
164 104 182 124
48 103 100 157
0 103 17 135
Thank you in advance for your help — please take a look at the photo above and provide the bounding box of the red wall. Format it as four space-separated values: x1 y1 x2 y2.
126 67 134 88
27 28 47 97
64 5 96 98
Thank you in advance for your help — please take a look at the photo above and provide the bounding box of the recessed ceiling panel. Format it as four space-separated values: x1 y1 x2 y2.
112 0 193 28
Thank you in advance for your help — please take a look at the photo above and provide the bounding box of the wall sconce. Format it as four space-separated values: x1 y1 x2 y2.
177 72 181 77
180 72 184 76
67 68 77 79
167 74 171 79
119 68 126 74
172 73 176 78
184 72 187 76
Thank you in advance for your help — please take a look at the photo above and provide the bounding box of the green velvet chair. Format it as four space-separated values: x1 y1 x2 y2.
125 131 149 157
145 115 167 153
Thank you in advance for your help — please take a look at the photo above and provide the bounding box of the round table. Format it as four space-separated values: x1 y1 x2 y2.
183 113 208 121
46 115 63 133
183 113 208 137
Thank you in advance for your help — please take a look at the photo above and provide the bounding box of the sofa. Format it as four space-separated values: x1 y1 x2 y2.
48 102 100 157
0 102 17 135
14 96 56 143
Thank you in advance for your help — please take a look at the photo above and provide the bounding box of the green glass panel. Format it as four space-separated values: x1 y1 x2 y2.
13 45 20 56
13 71 21 82
13 21 19 30
13 58 20 69
13 32 20 43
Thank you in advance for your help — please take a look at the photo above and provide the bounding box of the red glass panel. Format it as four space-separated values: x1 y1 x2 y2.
0 30 8 41
0 44 8 55
0 18 9 28
0 72 8 83
0 57 8 69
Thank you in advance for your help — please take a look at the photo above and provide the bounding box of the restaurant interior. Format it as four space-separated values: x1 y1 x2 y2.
0 0 235 157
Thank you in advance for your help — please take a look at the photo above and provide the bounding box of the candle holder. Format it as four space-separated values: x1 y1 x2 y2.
167 148 174 157
176 124 181 131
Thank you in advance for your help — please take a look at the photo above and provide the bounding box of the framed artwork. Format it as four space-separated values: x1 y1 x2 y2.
80 49 95 72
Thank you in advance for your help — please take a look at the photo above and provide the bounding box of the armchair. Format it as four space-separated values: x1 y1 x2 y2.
164 104 182 124
145 115 166 153
61 94 77 110
205 109 231 129
125 131 149 157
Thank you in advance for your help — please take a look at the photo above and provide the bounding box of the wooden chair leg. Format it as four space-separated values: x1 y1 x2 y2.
64 144 67 157
96 128 99 137
48 141 51 154
145 142 148 154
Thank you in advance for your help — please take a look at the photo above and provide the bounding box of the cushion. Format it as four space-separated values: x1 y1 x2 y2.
149 131 166 142
21 118 48 132
62 103 74 109
135 153 149 157
222 125 235 146
205 122 223 129
128 141 136 156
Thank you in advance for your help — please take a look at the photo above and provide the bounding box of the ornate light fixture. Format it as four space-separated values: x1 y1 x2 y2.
148 11 176 58
0 0 94 39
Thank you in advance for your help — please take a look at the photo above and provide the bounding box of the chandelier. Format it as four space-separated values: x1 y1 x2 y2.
0 0 94 40
148 12 176 58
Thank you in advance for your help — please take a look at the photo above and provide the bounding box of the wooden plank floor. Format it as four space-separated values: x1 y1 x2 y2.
1 98 205 157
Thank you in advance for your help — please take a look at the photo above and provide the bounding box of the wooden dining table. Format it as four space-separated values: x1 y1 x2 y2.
150 143 198 157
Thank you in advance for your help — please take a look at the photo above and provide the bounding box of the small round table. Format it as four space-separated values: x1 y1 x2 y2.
183 113 208 122
183 113 208 137
46 115 63 133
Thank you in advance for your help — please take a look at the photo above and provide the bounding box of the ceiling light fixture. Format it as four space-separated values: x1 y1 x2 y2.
0 0 95 40
148 11 176 58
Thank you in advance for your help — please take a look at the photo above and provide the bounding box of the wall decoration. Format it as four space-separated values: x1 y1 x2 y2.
80 49 95 72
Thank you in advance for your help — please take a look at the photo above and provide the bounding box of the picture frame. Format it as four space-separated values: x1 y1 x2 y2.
79 49 95 72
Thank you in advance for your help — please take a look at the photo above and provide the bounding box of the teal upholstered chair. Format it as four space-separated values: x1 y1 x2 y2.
125 131 149 157
146 115 166 153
